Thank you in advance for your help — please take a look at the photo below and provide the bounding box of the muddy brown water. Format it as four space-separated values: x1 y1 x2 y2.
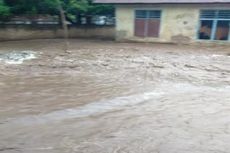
0 39 230 153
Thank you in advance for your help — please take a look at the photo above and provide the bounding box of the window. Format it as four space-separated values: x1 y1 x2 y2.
199 10 230 41
135 10 161 38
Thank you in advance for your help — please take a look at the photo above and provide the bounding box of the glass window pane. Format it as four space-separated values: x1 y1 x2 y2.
149 10 161 19
215 20 230 40
136 10 147 19
199 20 213 40
200 10 216 19
218 10 230 19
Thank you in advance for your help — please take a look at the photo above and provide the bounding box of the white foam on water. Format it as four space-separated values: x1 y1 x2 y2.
212 54 224 58
0 51 36 64
7 91 164 125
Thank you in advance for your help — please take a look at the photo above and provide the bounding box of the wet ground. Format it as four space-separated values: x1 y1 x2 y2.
0 39 229 153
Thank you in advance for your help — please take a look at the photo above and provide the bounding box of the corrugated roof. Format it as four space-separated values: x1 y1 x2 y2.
94 0 230 4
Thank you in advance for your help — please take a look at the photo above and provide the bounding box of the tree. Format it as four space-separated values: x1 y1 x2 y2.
1 0 114 23
4 0 58 15
64 0 114 25
0 0 10 20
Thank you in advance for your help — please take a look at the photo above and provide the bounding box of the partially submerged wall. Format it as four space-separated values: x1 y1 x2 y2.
0 25 115 41
116 4 230 44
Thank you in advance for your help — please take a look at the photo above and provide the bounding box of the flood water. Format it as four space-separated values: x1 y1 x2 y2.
0 39 230 153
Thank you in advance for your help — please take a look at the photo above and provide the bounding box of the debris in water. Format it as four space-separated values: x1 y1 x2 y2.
0 51 36 64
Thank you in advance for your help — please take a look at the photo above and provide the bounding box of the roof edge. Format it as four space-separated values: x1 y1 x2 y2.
94 0 230 4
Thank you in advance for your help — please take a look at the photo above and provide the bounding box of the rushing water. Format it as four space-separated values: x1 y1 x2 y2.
0 39 229 153
0 51 36 64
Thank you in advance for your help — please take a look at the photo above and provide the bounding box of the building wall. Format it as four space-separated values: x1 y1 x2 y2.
115 4 230 44
160 6 199 43
0 25 115 41
116 6 135 40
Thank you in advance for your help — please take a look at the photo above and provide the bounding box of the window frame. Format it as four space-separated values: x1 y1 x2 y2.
134 9 162 38
198 9 230 41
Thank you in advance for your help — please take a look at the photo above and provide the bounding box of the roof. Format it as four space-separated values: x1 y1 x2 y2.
94 0 230 4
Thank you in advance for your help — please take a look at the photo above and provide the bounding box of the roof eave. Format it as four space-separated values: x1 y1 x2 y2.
94 2 228 4
93 0 230 4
